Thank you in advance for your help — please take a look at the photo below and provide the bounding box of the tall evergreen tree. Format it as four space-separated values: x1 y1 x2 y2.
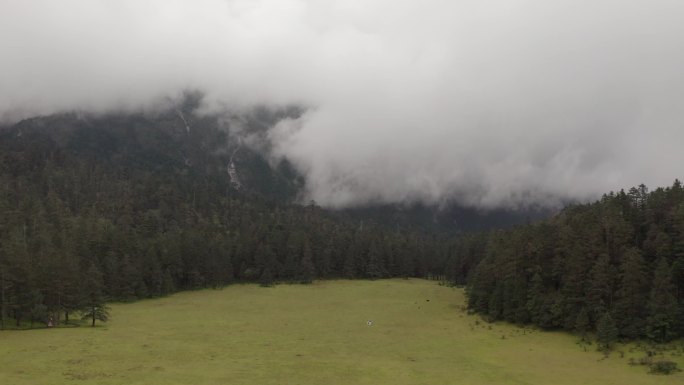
81 262 109 327
596 312 619 351
614 248 648 338
526 270 545 324
259 266 274 287
365 241 385 280
0 255 10 330
255 244 277 287
585 254 612 322
298 239 315 284
646 258 679 342
574 307 590 340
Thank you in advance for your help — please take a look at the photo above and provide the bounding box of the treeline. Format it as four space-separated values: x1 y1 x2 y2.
449 182 684 342
0 113 449 328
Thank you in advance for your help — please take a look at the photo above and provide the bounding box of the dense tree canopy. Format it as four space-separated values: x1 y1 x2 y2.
454 181 684 342
0 111 448 327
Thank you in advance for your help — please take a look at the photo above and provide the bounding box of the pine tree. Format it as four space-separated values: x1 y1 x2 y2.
596 312 619 351
399 246 415 278
512 275 530 324
526 270 544 324
81 262 110 327
671 203 684 307
488 283 503 320
143 253 164 296
0 259 10 330
574 307 590 340
81 305 110 327
0 182 9 327
365 241 384 280
283 232 300 279
317 243 334 278
255 243 276 287
467 257 496 313
53 232 83 324
118 254 145 300
160 268 176 296
1 224 30 326
30 302 47 328
60 272 82 325
259 266 274 287
646 258 679 342
343 242 358 279
586 254 612 322
614 248 648 338
298 239 315 284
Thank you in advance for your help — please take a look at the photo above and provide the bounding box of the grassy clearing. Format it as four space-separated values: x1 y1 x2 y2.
1 279 682 384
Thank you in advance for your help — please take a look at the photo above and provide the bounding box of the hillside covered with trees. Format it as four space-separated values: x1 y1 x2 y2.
453 182 684 343
1 109 682 346
0 109 453 328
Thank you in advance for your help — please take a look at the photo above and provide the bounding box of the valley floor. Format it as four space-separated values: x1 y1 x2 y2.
0 279 682 385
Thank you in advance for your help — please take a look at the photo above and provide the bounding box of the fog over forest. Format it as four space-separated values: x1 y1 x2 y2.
2 0 684 208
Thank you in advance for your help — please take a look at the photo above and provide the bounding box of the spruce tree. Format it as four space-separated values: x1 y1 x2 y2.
614 248 648 338
586 254 611 322
646 258 679 342
283 232 300 279
0 261 9 330
160 268 176 296
255 244 276 287
596 312 619 351
574 307 590 340
298 239 315 284
259 266 274 287
343 242 358 279
526 270 544 324
365 241 384 280
399 246 414 278
54 239 83 324
317 243 334 278
81 262 110 327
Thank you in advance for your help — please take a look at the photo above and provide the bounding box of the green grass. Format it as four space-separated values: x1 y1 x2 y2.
1 279 682 384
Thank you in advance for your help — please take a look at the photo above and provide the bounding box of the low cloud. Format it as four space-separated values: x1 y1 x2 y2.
2 0 684 208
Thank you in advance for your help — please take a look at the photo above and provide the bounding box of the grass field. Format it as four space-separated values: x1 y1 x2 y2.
1 279 683 384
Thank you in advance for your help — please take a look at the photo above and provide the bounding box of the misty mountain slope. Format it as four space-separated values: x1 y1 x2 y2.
0 109 301 203
2 107 682 346
4 2 683 209
0 109 549 233
0 108 455 310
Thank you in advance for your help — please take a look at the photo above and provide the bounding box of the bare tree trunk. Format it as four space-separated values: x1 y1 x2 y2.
92 307 96 327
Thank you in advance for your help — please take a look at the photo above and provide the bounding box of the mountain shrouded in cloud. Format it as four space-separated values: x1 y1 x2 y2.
2 0 684 208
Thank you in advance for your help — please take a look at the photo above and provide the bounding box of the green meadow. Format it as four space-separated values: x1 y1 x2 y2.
1 279 682 385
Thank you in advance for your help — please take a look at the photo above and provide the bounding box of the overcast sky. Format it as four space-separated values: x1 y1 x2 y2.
2 0 684 208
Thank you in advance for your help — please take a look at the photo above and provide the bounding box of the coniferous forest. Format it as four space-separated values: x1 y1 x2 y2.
1 110 682 345
459 182 684 343
0 110 450 329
